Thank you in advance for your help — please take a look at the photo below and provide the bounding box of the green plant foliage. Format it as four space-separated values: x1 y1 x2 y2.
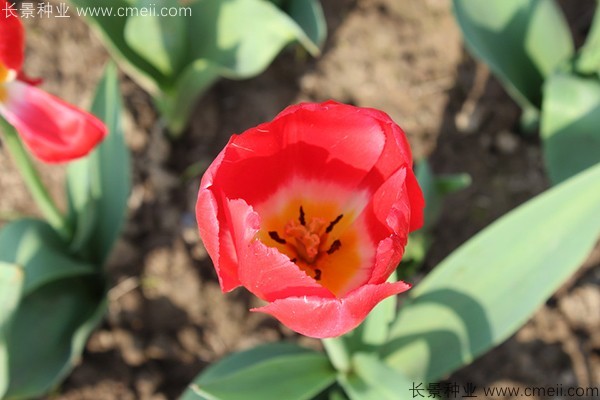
67 63 131 265
576 2 600 75
0 64 130 399
0 220 106 400
337 354 414 400
381 162 600 382
541 73 600 185
453 0 573 111
399 161 471 279
71 0 326 135
0 263 23 398
180 343 336 400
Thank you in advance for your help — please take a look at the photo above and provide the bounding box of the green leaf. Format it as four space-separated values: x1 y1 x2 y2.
338 272 399 357
67 63 131 265
382 162 600 382
155 59 221 136
415 160 471 231
4 277 106 399
453 0 573 110
576 2 600 75
337 354 414 400
0 262 24 398
0 220 96 296
125 0 188 75
285 0 327 51
68 0 167 94
187 0 322 78
180 343 336 400
541 73 600 185
0 221 106 399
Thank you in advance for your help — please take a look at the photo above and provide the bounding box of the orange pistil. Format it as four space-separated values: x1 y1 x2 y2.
0 62 11 102
284 216 328 264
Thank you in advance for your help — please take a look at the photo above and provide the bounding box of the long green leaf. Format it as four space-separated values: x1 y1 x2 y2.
68 0 166 94
337 354 414 400
286 0 327 51
181 343 336 400
382 162 600 382
0 220 96 296
576 1 600 75
67 63 131 265
155 59 221 136
0 262 23 398
4 277 106 399
453 0 573 110
541 73 600 185
187 0 321 78
125 0 188 75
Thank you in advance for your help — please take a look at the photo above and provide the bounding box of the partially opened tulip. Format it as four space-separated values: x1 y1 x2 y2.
196 101 424 338
0 2 106 163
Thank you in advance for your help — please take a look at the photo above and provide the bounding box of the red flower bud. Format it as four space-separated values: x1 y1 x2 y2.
0 1 106 163
196 101 424 338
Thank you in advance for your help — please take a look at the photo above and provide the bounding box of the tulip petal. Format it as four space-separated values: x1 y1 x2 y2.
405 168 425 231
212 102 388 206
0 0 24 71
0 81 106 163
253 281 411 338
197 148 243 292
226 198 333 302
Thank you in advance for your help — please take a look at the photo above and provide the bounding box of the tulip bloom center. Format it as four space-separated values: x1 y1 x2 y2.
256 180 373 297
0 62 16 102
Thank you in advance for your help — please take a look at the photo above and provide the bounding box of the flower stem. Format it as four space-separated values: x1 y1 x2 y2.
1 118 71 239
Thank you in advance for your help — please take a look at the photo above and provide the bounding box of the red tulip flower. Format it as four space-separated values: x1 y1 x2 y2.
196 101 424 338
0 2 106 163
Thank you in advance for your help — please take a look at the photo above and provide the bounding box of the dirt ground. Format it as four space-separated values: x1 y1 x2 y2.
0 0 598 399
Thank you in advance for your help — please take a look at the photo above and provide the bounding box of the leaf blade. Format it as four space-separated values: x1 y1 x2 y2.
383 162 600 382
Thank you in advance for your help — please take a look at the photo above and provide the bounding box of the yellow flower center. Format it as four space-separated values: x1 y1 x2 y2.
0 62 15 103
258 197 368 296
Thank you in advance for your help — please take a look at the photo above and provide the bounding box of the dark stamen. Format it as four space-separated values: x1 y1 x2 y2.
290 258 297 263
269 231 287 244
299 206 306 226
327 239 342 254
314 269 322 281
326 214 344 233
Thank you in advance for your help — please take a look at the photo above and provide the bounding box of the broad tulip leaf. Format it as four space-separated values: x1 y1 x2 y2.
0 262 23 398
576 2 600 75
0 221 105 399
382 162 600 382
125 0 188 76
156 59 221 136
415 160 471 231
541 73 600 185
187 0 322 78
286 0 327 50
0 220 96 296
67 63 131 265
337 354 414 400
340 273 399 355
68 0 166 94
181 343 336 400
4 277 106 399
453 0 573 110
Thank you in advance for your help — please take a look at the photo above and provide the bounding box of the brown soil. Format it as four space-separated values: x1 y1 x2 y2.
0 0 598 399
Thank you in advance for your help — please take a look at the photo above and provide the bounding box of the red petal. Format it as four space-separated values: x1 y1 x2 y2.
197 147 242 292
253 281 411 338
0 81 106 163
212 102 389 206
226 198 333 302
0 0 24 71
405 168 425 231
